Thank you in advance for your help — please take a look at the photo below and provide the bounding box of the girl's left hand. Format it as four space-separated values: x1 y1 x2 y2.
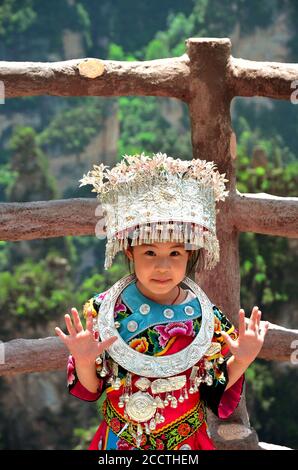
220 306 269 366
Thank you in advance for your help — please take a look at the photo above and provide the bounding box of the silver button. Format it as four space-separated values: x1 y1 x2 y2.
184 305 194 316
163 308 174 319
127 320 138 332
139 303 150 315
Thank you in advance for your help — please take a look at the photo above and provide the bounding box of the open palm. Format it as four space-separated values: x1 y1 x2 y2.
221 306 269 365
55 307 117 364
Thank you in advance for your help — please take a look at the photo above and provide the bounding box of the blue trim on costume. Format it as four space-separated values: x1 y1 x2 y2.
106 429 120 450
119 281 202 342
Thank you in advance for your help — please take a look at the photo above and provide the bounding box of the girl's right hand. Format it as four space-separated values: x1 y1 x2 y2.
55 307 117 364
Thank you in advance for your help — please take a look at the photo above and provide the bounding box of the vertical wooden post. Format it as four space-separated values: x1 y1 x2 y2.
186 38 259 449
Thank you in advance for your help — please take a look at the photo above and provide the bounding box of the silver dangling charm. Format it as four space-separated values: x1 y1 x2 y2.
149 418 156 431
159 409 165 423
144 422 151 435
111 362 121 390
178 390 184 403
118 396 125 408
99 351 108 377
171 396 178 408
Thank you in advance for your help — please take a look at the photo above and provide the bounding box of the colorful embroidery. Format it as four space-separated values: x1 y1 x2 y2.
129 337 149 353
154 320 195 348
103 397 206 450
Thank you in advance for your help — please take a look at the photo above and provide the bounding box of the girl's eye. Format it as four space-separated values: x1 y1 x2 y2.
171 251 180 256
144 251 180 256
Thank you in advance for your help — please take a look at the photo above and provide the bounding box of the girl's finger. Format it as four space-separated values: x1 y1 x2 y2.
55 326 68 343
71 308 83 333
64 314 77 336
238 309 246 337
98 336 117 354
86 309 94 332
256 310 262 330
248 306 259 332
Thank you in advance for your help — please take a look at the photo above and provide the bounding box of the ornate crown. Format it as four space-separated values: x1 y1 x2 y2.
79 152 229 270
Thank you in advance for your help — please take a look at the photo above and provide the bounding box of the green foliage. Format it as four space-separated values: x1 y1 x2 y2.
236 118 297 314
6 126 58 202
117 96 191 161
0 0 36 39
0 253 73 335
246 360 298 448
0 241 9 271
76 254 129 312
38 98 113 157
0 163 18 200
72 422 99 450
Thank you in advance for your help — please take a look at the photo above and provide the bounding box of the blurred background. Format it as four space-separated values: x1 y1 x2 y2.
0 0 297 449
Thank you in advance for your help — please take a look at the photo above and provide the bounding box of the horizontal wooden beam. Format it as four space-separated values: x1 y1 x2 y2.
0 56 190 101
0 198 100 240
230 192 298 238
1 193 297 241
228 57 298 100
0 324 296 376
0 40 297 103
258 322 298 362
0 337 69 376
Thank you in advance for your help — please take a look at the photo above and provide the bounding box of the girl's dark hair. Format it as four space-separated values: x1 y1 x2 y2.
123 235 205 280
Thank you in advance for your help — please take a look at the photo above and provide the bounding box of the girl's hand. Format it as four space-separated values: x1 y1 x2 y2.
55 307 117 364
220 306 269 366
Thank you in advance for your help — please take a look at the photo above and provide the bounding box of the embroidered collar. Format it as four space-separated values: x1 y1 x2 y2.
119 281 202 341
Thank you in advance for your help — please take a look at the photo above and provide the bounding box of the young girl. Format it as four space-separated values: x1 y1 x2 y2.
55 153 269 450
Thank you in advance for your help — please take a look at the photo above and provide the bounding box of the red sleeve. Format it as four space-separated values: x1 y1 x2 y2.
67 355 103 402
218 373 245 419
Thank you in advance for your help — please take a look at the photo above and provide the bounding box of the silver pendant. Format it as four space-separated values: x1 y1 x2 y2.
135 377 151 391
125 391 157 423
151 375 186 394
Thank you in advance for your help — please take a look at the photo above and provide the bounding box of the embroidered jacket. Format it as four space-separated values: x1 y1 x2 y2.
67 282 244 450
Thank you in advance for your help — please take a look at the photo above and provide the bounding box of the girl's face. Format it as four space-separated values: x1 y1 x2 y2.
125 241 191 295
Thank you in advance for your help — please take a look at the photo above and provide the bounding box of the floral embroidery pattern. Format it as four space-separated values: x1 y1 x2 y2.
129 337 149 353
67 355 76 386
110 417 121 434
154 320 195 348
116 439 134 450
177 423 191 437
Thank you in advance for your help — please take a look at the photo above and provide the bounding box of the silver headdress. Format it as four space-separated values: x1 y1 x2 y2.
79 152 229 270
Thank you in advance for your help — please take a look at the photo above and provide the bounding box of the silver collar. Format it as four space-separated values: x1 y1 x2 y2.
98 273 214 378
